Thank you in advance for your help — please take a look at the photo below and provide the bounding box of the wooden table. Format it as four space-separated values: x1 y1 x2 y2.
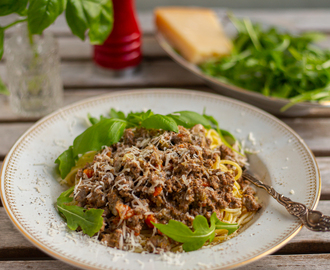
1 9 330 270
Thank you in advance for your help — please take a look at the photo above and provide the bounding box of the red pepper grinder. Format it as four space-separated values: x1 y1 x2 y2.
93 0 142 71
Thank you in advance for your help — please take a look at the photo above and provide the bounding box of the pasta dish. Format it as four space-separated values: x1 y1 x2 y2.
61 123 261 253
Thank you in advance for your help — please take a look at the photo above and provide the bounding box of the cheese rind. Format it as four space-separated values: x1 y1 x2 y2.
155 7 233 64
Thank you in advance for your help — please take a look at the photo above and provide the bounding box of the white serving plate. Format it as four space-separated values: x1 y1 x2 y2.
155 19 330 116
1 89 321 270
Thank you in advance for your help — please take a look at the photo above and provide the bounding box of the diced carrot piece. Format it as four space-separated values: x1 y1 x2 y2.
83 168 94 178
153 186 163 196
145 215 156 228
202 182 210 187
115 204 134 219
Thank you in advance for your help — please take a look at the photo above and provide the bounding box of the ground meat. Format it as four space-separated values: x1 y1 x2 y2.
147 235 172 252
73 125 260 253
243 194 261 211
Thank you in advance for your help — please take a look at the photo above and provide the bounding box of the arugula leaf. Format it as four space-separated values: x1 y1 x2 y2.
153 213 239 252
73 118 126 158
28 0 66 35
57 186 75 205
153 214 215 252
56 186 104 236
168 111 211 129
66 0 113 44
55 146 75 179
215 220 239 235
199 14 330 110
141 114 178 132
220 129 237 146
0 0 28 16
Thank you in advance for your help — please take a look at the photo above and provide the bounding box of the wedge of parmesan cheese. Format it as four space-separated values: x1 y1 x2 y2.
155 7 233 64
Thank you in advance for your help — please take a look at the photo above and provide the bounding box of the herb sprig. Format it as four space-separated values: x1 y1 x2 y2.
153 213 239 252
200 13 330 110
56 109 240 179
56 186 104 236
0 0 114 95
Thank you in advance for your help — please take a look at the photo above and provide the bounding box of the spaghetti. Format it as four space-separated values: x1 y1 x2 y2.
68 124 261 253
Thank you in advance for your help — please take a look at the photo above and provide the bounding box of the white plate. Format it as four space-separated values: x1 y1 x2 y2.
155 20 330 116
1 89 321 270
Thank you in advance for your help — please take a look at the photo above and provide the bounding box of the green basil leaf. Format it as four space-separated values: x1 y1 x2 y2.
57 204 104 236
66 0 113 44
0 0 28 16
55 146 75 179
65 0 88 40
109 108 126 120
126 110 154 126
28 0 66 35
72 118 127 157
88 0 113 45
168 111 211 129
141 114 178 132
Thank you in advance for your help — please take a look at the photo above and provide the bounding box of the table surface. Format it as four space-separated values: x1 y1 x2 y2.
1 9 330 270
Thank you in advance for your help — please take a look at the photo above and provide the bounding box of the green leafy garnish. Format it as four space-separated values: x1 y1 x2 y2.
153 213 239 252
141 114 179 132
73 118 127 157
27 0 66 35
65 0 114 44
167 111 212 129
56 109 241 179
55 146 75 179
56 186 104 236
199 13 330 110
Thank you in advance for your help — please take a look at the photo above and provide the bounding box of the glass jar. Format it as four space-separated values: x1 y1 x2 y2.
5 23 63 117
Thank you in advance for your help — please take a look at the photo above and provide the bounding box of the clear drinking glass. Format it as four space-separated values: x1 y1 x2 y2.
5 23 63 117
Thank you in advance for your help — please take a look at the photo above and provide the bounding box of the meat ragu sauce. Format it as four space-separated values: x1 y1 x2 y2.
73 124 261 253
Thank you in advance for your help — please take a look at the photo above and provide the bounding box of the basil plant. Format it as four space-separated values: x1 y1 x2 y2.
0 0 114 94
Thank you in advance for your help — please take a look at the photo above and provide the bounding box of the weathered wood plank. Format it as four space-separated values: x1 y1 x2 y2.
0 260 79 270
0 87 214 122
0 123 33 159
0 202 329 258
318 157 330 199
49 10 330 35
0 207 48 259
4 9 330 38
0 35 166 62
240 254 330 270
0 255 330 270
0 60 204 89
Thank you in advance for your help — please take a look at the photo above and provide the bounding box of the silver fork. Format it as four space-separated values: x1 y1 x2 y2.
242 170 330 232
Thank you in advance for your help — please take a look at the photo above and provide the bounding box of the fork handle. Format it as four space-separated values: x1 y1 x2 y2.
242 172 330 232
